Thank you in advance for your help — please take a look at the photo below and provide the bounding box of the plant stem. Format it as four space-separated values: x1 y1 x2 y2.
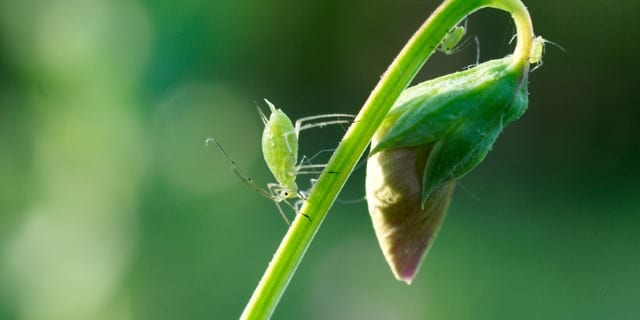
241 0 534 318
490 0 535 66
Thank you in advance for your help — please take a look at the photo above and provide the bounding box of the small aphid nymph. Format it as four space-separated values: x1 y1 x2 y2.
437 19 480 64
529 36 565 72
210 99 354 224
438 23 467 55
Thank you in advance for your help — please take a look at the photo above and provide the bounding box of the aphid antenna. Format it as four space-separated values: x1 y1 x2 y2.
206 137 294 224
545 39 567 53
206 138 273 200
456 181 481 201
255 101 269 125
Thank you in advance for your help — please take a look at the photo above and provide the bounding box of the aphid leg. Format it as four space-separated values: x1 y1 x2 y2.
267 182 286 201
296 164 326 175
294 114 356 136
298 148 336 167
279 197 310 223
296 154 313 170
449 34 478 55
267 182 305 224
462 36 482 69
295 149 340 175
273 201 292 225
530 59 543 72
297 178 319 199
529 36 545 72
267 182 309 222
305 178 321 194
474 36 480 65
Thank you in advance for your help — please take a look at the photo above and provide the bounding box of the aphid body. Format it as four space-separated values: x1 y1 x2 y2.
438 24 467 55
529 36 546 65
437 19 480 64
260 100 299 201
528 36 564 71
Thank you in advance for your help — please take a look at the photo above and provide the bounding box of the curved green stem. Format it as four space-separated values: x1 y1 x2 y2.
490 0 535 65
241 0 534 318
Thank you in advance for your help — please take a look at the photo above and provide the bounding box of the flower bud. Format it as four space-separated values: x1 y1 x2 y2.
366 56 529 283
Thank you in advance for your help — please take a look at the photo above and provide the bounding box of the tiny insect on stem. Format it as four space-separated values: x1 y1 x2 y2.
206 138 295 224
209 100 355 224
529 36 565 72
437 19 481 65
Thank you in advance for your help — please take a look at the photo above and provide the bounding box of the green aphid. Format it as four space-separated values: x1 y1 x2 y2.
529 36 564 71
366 56 530 283
210 99 353 224
437 19 480 63
438 23 467 54
529 36 545 64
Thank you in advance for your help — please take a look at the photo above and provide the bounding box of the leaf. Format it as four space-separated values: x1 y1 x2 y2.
371 57 521 153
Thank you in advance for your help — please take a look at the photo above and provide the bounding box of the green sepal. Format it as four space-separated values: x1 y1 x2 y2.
370 56 529 206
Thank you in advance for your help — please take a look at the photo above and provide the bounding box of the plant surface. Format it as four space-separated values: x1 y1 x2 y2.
241 0 540 318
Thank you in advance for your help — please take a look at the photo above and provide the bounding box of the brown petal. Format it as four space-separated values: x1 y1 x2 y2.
366 145 455 284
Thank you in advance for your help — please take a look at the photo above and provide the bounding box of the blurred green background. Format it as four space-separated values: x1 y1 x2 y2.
1 0 638 319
